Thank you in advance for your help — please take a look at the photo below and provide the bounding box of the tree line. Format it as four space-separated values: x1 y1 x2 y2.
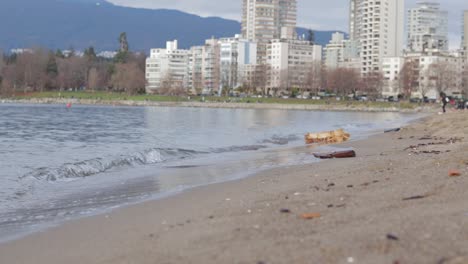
237 63 384 99
0 33 146 96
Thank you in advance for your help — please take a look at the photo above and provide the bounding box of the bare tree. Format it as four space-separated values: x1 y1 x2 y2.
278 68 290 95
1 64 19 95
57 56 87 91
463 61 468 98
87 67 100 91
158 72 187 96
13 48 49 92
427 61 458 95
399 60 418 99
0 51 5 76
419 68 433 99
110 63 145 95
305 61 322 96
362 71 384 99
252 64 268 95
327 67 361 97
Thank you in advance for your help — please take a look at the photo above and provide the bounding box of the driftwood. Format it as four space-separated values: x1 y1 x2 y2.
305 129 350 144
313 150 356 159
384 128 401 133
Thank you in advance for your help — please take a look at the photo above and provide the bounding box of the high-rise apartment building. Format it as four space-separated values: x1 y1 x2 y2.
349 0 405 74
219 35 257 90
242 0 297 62
407 2 448 52
145 40 189 93
324 32 359 70
462 11 468 94
463 11 468 56
188 39 221 94
266 39 322 93
349 0 361 41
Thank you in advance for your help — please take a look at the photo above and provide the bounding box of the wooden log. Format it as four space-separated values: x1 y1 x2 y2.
313 150 356 159
384 128 401 133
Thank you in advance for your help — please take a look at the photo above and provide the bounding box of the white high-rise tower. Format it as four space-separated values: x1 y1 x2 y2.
350 0 405 74
463 11 468 56
242 0 297 62
407 2 449 52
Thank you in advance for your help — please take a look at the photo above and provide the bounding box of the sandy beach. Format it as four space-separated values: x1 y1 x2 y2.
0 111 467 264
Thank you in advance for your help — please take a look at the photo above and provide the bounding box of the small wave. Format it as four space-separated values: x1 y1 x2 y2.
260 134 300 145
211 145 268 153
21 148 201 182
335 123 373 130
20 144 271 182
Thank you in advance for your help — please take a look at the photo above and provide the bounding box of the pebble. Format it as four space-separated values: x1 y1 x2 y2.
347 257 355 263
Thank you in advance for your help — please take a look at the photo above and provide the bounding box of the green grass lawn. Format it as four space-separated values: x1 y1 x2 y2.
6 91 418 109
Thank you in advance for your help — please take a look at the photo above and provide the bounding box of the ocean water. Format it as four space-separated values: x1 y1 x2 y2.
0 103 419 241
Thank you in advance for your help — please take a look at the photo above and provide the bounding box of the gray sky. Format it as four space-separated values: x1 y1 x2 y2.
108 0 466 49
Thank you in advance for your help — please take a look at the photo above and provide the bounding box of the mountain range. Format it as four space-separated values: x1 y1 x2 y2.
0 0 345 53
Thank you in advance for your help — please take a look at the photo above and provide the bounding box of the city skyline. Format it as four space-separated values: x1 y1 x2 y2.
108 0 466 49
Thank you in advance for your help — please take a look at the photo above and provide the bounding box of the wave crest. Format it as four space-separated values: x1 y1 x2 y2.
22 148 200 182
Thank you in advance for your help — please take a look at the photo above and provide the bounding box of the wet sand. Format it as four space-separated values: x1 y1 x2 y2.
0 112 467 264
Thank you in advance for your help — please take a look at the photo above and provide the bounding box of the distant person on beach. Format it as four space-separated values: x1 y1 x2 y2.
440 92 448 113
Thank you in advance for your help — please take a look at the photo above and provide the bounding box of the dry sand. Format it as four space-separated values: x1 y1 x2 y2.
0 112 467 264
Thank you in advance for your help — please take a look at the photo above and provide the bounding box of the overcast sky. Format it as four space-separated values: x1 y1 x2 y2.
108 0 466 49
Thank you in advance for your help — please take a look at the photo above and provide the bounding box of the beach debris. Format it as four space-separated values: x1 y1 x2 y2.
225 198 231 201
404 137 463 151
402 195 427 201
313 150 356 159
386 234 399 241
280 208 291 213
384 128 401 133
347 185 354 188
305 129 350 144
449 170 462 177
300 213 321 220
419 136 433 140
208 215 214 219
347 257 355 263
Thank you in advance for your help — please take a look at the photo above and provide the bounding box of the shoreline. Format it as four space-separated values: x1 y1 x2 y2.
0 112 466 263
0 97 435 113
